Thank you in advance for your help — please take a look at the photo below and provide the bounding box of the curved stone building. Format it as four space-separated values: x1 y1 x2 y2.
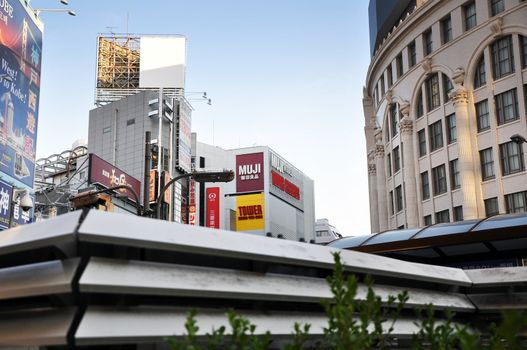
363 0 527 232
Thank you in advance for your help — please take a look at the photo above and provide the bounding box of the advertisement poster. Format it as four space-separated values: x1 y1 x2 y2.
235 193 265 232
236 152 264 193
0 178 33 230
206 187 220 229
88 154 142 202
0 1 43 187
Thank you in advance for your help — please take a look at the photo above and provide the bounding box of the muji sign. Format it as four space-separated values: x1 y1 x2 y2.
236 152 264 193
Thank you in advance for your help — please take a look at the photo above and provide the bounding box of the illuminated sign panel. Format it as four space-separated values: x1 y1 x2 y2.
0 0 43 187
236 193 265 232
236 152 264 193
88 154 142 202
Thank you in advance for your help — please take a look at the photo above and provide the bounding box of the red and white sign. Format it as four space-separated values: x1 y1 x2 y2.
206 187 220 229
236 152 264 193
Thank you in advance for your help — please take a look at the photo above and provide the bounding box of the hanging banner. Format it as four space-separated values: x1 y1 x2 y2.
0 0 43 187
235 193 265 232
206 187 220 229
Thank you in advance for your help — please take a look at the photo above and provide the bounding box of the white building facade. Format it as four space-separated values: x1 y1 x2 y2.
192 138 316 242
364 0 527 232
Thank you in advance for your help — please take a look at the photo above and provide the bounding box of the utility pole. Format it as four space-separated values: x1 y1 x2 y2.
143 131 151 216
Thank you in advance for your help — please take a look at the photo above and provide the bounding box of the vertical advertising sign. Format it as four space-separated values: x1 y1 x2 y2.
0 178 33 230
236 152 264 193
176 100 192 173
0 1 43 187
206 187 220 229
188 179 196 225
235 193 265 232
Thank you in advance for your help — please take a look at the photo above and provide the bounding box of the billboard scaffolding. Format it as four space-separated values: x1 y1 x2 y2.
95 34 185 106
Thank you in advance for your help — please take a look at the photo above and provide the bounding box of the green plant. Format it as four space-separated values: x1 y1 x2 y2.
282 323 312 350
322 252 408 350
412 305 457 350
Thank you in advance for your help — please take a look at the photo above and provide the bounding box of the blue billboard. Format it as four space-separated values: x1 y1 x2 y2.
0 178 33 230
0 0 43 188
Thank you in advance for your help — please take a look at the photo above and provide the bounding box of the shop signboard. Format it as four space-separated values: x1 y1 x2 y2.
0 0 43 187
206 187 220 228
269 151 303 210
235 193 265 232
236 152 264 193
0 178 33 229
188 179 196 225
88 154 141 202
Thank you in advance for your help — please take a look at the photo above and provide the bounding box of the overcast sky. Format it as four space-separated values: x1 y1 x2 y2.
33 0 371 236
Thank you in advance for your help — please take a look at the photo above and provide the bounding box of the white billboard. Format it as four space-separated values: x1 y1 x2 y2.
139 36 186 89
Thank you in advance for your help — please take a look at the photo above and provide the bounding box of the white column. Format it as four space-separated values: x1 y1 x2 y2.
451 87 478 219
374 130 388 231
399 113 418 228
368 158 380 233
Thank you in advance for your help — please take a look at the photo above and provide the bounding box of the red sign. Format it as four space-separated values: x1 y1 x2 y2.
89 154 142 202
236 152 264 193
206 187 220 229
271 171 300 200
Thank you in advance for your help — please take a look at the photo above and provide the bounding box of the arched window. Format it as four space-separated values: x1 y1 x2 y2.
474 55 486 88
416 90 424 118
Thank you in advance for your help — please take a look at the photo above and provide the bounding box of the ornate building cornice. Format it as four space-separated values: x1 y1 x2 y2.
374 144 385 158
368 163 377 176
450 87 469 106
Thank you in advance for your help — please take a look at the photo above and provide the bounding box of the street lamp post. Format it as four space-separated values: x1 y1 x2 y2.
69 184 142 216
155 170 234 220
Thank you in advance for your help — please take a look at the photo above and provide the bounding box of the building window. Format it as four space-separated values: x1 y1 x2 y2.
474 56 486 88
480 147 495 180
505 191 527 213
450 159 460 189
500 141 525 175
453 206 463 221
390 104 398 137
387 152 392 177
443 74 453 102
408 41 417 68
423 28 433 56
396 53 403 79
416 90 424 118
490 0 505 16
464 2 477 31
426 73 440 111
395 185 404 212
418 129 427 157
522 36 527 69
429 120 443 152
475 99 490 131
380 76 385 96
435 209 450 223
126 118 135 126
389 191 395 215
102 126 111 134
440 15 452 44
387 65 393 88
432 164 448 196
485 197 499 217
446 113 456 144
393 146 401 173
492 35 514 79
421 171 430 200
495 88 519 125
424 215 432 226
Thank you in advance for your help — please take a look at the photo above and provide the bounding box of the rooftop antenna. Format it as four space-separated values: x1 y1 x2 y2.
126 12 129 36
106 26 116 35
